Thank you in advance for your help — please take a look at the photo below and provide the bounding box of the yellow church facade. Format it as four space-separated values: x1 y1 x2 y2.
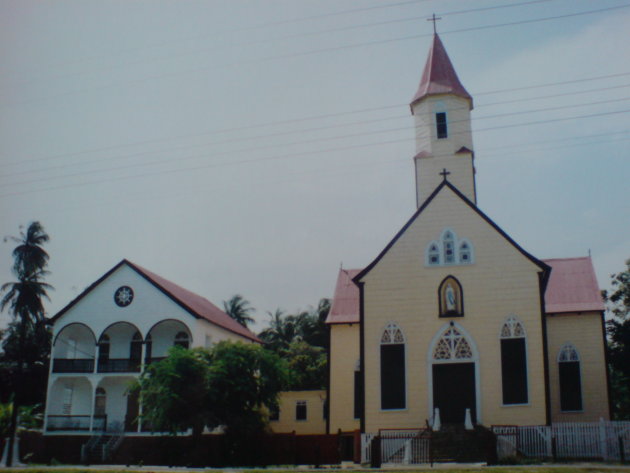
325 33 609 435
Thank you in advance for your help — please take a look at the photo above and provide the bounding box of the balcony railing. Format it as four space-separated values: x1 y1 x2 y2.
46 415 91 431
97 358 141 373
52 358 95 373
144 357 166 365
93 414 107 431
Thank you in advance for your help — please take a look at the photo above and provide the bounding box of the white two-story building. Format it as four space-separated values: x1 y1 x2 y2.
44 259 260 435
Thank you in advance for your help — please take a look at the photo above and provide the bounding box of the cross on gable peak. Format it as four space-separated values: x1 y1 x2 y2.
427 13 442 34
440 168 451 180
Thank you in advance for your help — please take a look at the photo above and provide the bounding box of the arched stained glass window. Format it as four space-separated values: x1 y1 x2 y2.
425 230 474 267
558 343 582 411
428 243 440 265
500 315 528 404
380 323 405 410
459 241 472 264
443 231 455 264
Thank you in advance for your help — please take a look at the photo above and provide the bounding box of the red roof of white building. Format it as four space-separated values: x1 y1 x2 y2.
52 259 261 343
127 261 261 342
326 257 603 324
410 33 472 110
542 257 604 314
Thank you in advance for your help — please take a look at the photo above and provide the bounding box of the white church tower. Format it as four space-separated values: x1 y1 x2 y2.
410 33 476 206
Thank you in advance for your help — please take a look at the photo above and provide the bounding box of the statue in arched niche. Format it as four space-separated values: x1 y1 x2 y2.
439 276 463 317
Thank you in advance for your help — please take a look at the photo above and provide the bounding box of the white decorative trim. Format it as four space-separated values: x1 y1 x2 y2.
500 314 526 339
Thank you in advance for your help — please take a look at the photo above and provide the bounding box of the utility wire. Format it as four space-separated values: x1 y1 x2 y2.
2 94 629 185
0 0 552 89
1 108 628 199
3 72 629 169
1 4 627 108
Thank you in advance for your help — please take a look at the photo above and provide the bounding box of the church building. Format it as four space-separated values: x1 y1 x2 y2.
326 33 610 434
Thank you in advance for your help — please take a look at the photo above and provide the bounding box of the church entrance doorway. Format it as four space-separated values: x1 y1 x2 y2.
428 323 479 425
432 362 476 423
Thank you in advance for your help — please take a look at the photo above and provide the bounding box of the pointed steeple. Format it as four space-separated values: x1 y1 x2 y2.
410 34 472 111
410 33 476 206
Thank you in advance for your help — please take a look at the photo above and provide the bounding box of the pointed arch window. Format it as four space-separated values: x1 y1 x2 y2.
459 240 472 263
438 276 463 317
500 315 528 405
558 344 582 411
380 323 406 410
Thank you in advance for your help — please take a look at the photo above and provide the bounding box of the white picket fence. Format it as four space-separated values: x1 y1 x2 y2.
493 420 630 462
361 429 431 465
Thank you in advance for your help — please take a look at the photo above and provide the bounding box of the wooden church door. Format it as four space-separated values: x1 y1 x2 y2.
430 325 478 425
432 362 476 423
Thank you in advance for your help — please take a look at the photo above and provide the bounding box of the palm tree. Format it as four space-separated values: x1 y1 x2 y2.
258 309 297 352
0 221 52 466
223 294 255 328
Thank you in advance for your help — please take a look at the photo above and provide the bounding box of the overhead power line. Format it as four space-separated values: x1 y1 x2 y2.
3 71 629 169
1 108 628 199
2 92 629 184
1 4 627 108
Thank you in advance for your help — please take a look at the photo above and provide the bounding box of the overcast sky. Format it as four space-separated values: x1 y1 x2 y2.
1 0 629 332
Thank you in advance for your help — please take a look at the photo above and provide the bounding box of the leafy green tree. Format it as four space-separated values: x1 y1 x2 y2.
132 346 210 438
603 258 630 419
223 294 255 328
134 341 287 455
283 340 327 390
0 221 52 466
206 341 287 432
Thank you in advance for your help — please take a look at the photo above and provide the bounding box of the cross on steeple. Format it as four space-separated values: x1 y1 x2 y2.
427 13 442 34
440 168 451 180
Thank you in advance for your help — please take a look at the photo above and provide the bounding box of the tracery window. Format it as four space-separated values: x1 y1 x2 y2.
558 343 582 411
426 229 474 267
500 315 528 404
380 323 406 410
433 326 473 361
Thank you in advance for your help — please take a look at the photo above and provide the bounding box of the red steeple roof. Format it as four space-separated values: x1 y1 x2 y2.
410 34 472 110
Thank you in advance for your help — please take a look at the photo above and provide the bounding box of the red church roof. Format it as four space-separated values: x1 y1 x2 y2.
410 34 472 110
542 257 604 314
326 257 603 323
325 268 361 324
